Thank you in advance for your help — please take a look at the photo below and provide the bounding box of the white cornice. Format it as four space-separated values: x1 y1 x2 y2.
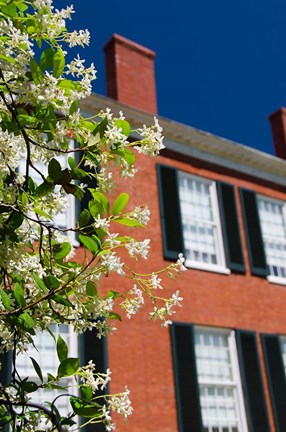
80 93 286 187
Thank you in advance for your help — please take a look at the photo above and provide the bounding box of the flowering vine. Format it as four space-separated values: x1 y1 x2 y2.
0 0 186 430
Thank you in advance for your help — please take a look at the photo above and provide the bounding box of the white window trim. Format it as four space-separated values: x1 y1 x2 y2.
267 275 286 286
195 326 248 432
184 259 230 275
258 194 286 283
179 173 230 274
229 330 249 432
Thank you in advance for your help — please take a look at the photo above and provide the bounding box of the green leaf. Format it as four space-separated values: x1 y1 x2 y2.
53 49 65 78
43 274 60 289
17 2 29 13
105 290 119 300
63 183 84 200
47 373 56 382
30 57 42 85
1 290 11 310
30 357 43 383
33 207 52 220
86 281 98 297
53 242 71 260
8 212 24 229
34 181 55 197
88 200 102 218
48 158 62 182
40 47 55 71
79 235 99 254
112 193 129 215
18 312 35 330
17 114 38 127
108 312 122 321
111 148 135 167
58 79 83 91
114 217 144 227
69 99 78 115
70 397 101 418
79 209 91 228
22 381 38 393
32 273 47 293
52 295 73 308
57 334 68 363
21 192 29 206
0 54 15 64
115 119 131 137
80 385 93 401
68 157 76 170
58 357 79 378
14 282 26 307
99 116 108 138
89 191 110 215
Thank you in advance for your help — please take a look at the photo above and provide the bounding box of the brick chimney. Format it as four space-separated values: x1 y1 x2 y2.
269 108 286 159
104 34 157 114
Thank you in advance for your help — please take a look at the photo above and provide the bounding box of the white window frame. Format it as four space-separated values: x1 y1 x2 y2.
194 326 248 432
178 172 230 275
257 194 286 286
16 325 79 428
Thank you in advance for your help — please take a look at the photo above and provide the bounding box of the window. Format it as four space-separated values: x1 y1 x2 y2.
240 188 286 283
19 142 76 242
16 325 78 424
261 333 286 431
194 328 247 432
171 323 271 432
157 164 245 274
178 173 227 273
257 196 286 282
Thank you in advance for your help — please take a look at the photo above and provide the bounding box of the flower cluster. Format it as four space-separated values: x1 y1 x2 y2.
0 0 186 430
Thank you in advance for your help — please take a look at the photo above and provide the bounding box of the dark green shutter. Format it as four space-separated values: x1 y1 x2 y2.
217 182 245 273
239 188 268 276
0 351 12 432
79 329 108 432
157 164 184 260
236 330 270 432
261 334 286 432
170 323 203 432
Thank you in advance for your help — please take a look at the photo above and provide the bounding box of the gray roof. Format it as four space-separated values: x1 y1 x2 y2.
80 93 286 187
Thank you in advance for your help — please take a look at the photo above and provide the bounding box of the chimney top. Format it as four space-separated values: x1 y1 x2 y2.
103 34 157 114
269 108 286 160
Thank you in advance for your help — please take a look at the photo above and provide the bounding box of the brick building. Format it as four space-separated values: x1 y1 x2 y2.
3 34 286 432
80 34 286 432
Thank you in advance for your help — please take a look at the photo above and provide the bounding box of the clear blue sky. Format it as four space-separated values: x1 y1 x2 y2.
55 0 286 156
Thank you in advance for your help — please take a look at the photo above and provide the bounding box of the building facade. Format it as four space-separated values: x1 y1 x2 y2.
80 34 286 432
3 34 286 432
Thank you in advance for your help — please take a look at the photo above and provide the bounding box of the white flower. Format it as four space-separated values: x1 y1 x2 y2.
101 252 125 276
150 273 163 289
125 239 150 260
171 290 183 307
94 214 110 231
131 206 150 225
134 117 165 156
176 253 187 271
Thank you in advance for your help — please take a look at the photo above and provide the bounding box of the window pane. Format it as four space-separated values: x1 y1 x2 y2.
178 173 222 266
258 197 286 278
16 325 78 423
195 328 243 432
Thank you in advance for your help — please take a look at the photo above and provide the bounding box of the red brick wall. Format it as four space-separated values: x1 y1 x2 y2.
104 34 157 114
86 150 286 431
